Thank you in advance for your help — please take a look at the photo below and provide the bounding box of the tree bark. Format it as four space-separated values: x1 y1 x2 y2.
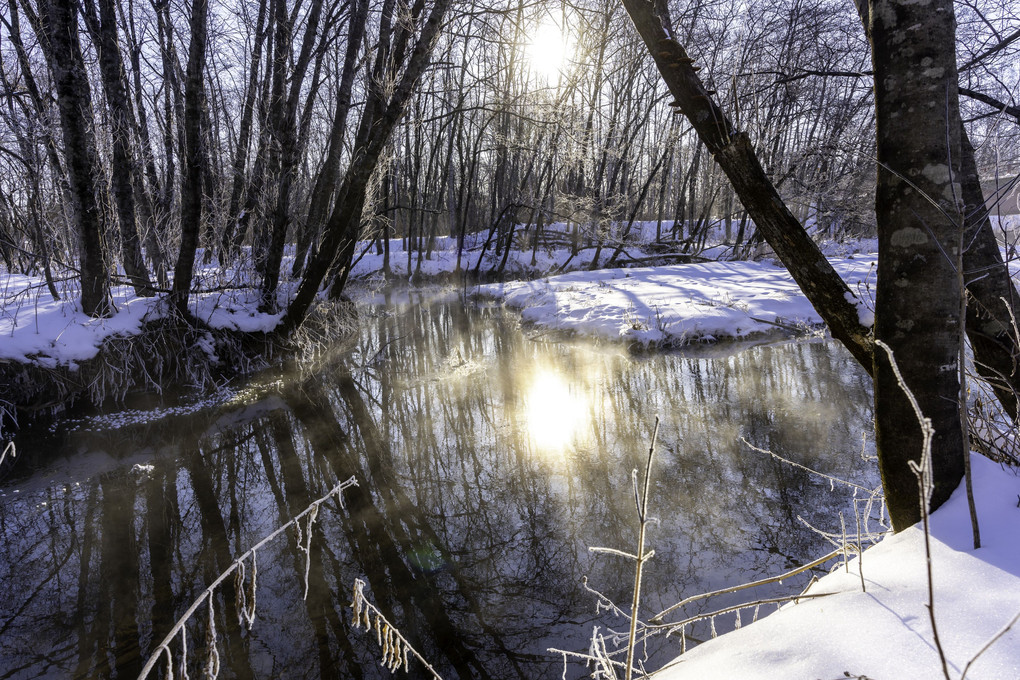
277 0 451 336
36 0 112 317
259 0 327 312
291 0 368 278
959 127 1020 421
171 0 209 315
870 0 966 529
121 0 170 286
82 0 154 296
221 0 269 261
854 0 1020 425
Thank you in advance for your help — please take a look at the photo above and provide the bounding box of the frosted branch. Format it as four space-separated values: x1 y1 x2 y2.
137 476 358 680
349 579 445 678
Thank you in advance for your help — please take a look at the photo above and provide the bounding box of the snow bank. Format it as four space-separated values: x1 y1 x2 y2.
654 454 1020 680
0 276 156 367
475 256 877 346
0 270 282 368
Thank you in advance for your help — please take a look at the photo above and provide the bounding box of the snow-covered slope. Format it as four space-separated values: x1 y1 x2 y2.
654 454 1020 680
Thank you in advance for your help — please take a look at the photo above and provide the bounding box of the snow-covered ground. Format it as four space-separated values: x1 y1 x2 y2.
0 269 283 367
475 256 877 347
3 215 1017 367
653 453 1020 680
0 223 876 367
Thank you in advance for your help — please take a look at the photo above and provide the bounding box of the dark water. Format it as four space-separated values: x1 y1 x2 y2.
0 289 877 679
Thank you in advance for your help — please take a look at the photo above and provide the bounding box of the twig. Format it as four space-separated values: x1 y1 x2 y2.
875 340 950 680
350 579 444 679
0 441 14 468
648 592 836 632
651 547 843 622
626 417 660 680
137 476 358 680
741 437 876 493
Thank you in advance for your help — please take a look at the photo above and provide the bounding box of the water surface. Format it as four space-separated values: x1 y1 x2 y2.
0 289 877 679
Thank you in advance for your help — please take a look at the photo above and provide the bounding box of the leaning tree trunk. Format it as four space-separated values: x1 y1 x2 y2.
171 0 209 315
619 0 874 371
870 0 967 529
277 0 451 336
36 0 112 317
959 126 1020 421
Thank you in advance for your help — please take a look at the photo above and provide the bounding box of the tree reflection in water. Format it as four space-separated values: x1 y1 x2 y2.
0 290 876 678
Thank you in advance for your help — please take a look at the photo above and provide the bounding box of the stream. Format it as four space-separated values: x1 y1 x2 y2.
0 288 878 679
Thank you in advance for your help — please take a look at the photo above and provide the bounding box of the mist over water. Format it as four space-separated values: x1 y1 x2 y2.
0 289 877 679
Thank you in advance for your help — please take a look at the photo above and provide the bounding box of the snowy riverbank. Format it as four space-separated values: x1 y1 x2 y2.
0 228 878 368
475 255 877 347
653 453 1020 680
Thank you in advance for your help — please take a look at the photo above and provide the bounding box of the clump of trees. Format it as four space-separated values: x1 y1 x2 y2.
7 0 999 330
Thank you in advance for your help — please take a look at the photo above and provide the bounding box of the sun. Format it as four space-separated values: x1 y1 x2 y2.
525 18 572 82
524 369 589 453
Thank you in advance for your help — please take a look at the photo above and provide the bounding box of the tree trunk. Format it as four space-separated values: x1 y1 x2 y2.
171 0 209 315
36 0 112 317
259 0 327 312
122 0 170 286
854 0 1020 425
870 0 966 529
82 0 154 296
277 0 451 336
222 0 269 261
291 0 370 279
959 127 1020 421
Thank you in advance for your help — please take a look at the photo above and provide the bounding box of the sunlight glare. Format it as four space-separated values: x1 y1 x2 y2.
525 18 572 81
525 370 589 452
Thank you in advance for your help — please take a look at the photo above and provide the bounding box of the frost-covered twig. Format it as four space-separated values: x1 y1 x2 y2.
350 579 444 678
550 625 632 680
136 476 358 680
648 592 835 634
624 417 659 680
650 547 843 623
0 441 14 468
741 437 877 494
875 340 950 680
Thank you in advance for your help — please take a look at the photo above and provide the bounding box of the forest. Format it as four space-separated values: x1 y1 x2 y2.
0 0 1019 677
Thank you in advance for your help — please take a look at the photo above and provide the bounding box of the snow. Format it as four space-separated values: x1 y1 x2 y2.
653 454 1020 680
0 274 155 366
475 256 877 347
0 259 283 368
2 224 1020 678
1 226 871 366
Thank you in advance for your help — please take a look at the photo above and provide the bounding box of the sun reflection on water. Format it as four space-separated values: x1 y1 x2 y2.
524 369 590 453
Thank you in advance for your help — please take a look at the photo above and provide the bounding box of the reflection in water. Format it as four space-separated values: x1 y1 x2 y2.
0 289 877 678
524 369 591 453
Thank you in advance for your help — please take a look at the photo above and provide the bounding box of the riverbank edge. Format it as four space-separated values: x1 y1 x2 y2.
0 299 359 432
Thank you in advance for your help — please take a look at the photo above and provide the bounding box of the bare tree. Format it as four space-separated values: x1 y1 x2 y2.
170 0 209 315
619 0 874 370
31 0 113 317
81 0 154 296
